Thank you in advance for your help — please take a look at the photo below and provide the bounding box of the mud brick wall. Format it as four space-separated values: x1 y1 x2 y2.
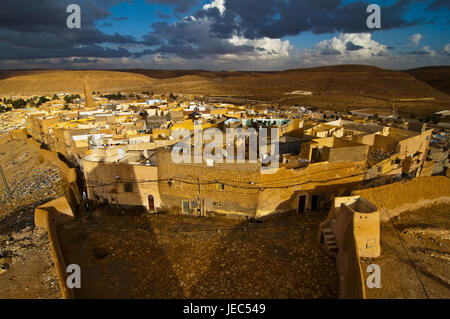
157 149 261 218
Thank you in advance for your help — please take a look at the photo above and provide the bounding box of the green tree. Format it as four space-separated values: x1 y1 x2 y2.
36 96 50 106
12 98 27 109
64 94 81 104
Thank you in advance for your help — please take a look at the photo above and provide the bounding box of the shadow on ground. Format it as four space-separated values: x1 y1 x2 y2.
57 211 338 298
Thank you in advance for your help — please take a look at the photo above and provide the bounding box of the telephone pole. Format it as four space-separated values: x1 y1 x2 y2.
0 165 11 200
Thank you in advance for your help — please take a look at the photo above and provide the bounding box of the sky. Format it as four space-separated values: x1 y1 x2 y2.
0 0 448 70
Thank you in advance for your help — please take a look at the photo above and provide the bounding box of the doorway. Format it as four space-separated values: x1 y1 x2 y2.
311 195 319 211
148 195 155 211
298 194 306 214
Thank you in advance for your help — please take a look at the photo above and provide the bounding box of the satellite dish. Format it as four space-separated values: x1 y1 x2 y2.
206 159 214 167
261 153 271 164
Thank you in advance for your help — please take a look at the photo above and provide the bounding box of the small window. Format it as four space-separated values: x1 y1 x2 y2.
182 200 190 214
124 182 133 193
216 183 225 190
191 201 198 208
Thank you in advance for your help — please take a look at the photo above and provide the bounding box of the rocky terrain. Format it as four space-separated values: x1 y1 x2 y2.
0 138 64 298
361 203 450 299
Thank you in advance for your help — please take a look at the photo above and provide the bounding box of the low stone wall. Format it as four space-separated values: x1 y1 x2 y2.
354 176 450 221
26 137 82 213
35 197 76 299
19 133 82 299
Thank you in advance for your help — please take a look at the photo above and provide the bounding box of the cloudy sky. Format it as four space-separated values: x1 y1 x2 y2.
0 0 449 70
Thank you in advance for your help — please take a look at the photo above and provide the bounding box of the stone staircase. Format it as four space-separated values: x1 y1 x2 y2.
321 226 338 255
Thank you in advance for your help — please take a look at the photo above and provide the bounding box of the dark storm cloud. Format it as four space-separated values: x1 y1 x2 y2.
144 0 199 13
198 0 419 40
144 18 256 59
136 0 422 60
0 43 133 60
72 57 101 63
0 0 137 61
0 0 442 66
133 49 156 58
346 41 364 51
427 0 450 10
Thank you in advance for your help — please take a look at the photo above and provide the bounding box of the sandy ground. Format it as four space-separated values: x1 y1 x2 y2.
361 203 450 299
57 211 338 299
0 138 63 299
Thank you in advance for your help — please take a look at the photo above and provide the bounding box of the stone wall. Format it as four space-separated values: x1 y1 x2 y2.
354 176 450 221
157 149 260 218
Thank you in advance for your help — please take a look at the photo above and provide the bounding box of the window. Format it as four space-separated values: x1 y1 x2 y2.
182 200 190 214
124 182 133 193
216 183 225 190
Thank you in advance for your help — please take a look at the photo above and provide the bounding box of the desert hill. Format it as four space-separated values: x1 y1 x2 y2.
119 65 449 101
0 70 157 95
0 65 448 117
125 65 449 116
405 66 450 96
115 69 273 80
